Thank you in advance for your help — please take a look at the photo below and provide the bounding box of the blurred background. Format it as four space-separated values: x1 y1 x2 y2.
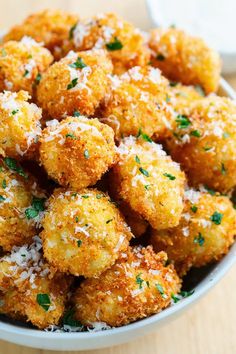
0 1 235 353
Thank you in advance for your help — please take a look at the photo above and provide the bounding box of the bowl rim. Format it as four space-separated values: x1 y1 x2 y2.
0 78 235 350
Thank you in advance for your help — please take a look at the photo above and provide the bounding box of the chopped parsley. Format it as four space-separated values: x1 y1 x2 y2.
194 85 205 97
2 179 6 189
23 69 29 77
69 57 87 69
194 232 205 246
204 185 216 196
169 81 177 87
156 283 166 298
0 195 6 202
190 130 201 137
67 78 78 90
106 218 113 224
163 173 176 180
139 167 149 177
156 54 165 61
72 192 78 197
176 114 191 129
96 194 103 199
171 290 194 303
191 205 198 213
25 197 46 220
73 110 81 117
75 216 79 223
4 157 27 179
65 133 77 139
171 293 180 303
62 308 82 327
144 184 150 191
179 290 195 298
84 149 89 159
203 146 212 151
210 211 223 225
106 37 123 51
35 73 42 85
81 195 89 199
137 129 152 142
136 273 144 289
36 293 51 311
69 23 77 40
77 240 82 247
11 109 19 115
135 155 141 164
221 163 226 175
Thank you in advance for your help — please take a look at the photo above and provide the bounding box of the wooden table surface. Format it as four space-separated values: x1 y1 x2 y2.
0 1 236 353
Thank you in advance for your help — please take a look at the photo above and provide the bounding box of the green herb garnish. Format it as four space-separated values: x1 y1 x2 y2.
210 211 223 225
4 157 27 179
163 173 176 180
77 240 82 247
73 110 81 117
69 24 77 40
194 232 205 246
106 37 123 51
221 163 226 175
139 167 149 177
176 114 191 129
136 273 144 289
156 284 166 298
36 293 51 311
191 205 198 213
67 78 78 90
190 130 201 137
0 195 6 202
84 149 89 159
2 179 6 189
35 73 42 85
62 308 82 327
65 133 77 139
137 129 152 142
69 57 87 69
25 197 46 220
135 155 141 164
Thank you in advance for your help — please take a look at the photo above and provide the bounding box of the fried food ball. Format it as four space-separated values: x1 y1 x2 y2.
150 189 236 276
3 9 79 59
109 137 186 230
41 188 133 277
37 49 113 119
100 66 175 141
0 237 71 329
149 28 221 94
39 116 116 190
167 82 204 115
0 158 47 251
65 12 150 74
72 246 181 327
0 37 53 95
166 96 236 193
0 91 42 159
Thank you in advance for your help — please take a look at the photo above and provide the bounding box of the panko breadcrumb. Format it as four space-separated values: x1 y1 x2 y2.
100 66 175 141
149 28 221 94
41 188 133 278
0 37 53 95
109 136 186 230
72 246 181 327
166 96 236 193
0 158 47 251
0 90 42 159
65 12 150 74
37 49 113 119
150 189 236 276
0 236 71 329
3 9 79 59
39 116 116 190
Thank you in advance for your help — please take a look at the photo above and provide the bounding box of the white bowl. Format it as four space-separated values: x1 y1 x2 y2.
0 79 235 351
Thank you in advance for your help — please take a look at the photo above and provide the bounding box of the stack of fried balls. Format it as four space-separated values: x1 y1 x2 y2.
0 9 235 331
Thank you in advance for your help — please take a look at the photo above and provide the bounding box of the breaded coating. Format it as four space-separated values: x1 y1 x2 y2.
0 37 53 95
39 116 116 190
0 91 42 159
149 28 221 94
0 158 47 252
65 12 150 74
72 246 181 327
3 9 79 59
167 82 203 115
100 66 175 141
109 137 186 230
118 201 148 238
150 189 236 276
0 237 71 329
37 49 113 119
166 96 236 193
41 188 132 277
